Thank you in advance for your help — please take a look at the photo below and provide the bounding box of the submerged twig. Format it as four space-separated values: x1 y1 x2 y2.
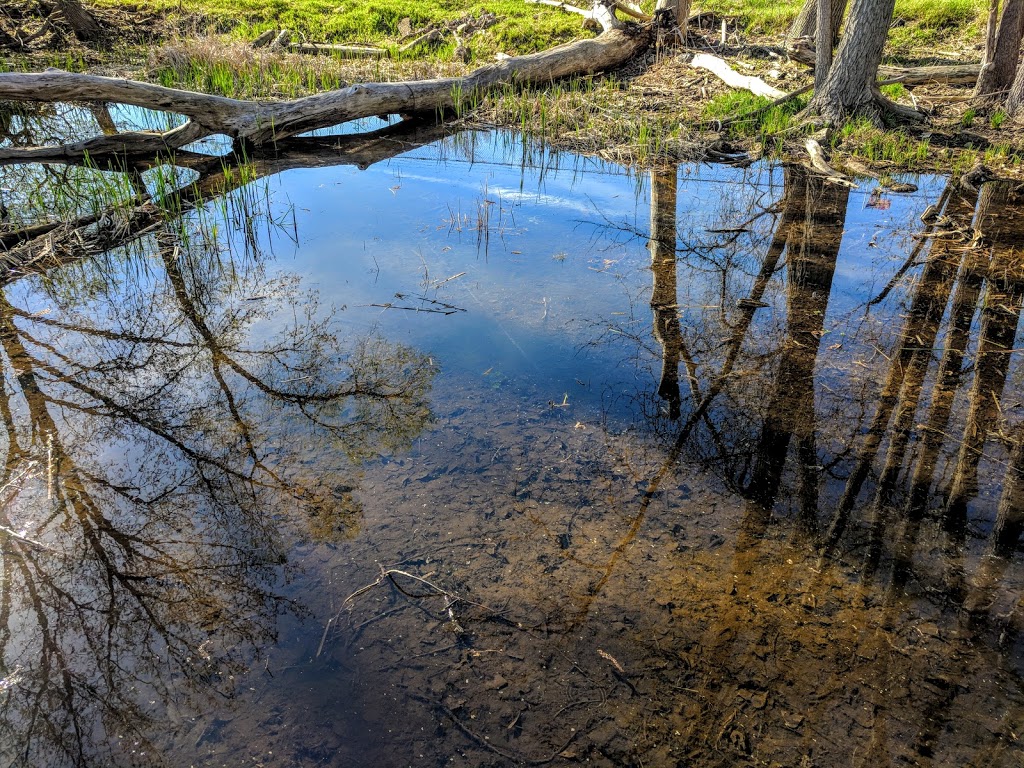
411 694 597 765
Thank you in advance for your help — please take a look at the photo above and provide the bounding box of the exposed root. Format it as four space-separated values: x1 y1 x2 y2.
872 86 927 123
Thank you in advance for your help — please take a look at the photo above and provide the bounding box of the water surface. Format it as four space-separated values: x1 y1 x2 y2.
0 115 1022 767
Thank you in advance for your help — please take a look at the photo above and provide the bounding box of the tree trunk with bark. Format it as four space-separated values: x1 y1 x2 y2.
814 0 834 89
1006 56 1024 113
654 0 692 32
805 0 896 125
787 0 848 47
54 0 103 42
975 0 1024 101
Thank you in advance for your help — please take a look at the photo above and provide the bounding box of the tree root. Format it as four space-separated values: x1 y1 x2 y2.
803 138 858 187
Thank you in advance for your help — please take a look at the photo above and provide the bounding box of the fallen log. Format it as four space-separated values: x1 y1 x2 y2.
0 2 652 162
787 40 981 86
251 29 277 48
876 63 981 86
690 53 785 98
398 28 444 54
287 42 389 57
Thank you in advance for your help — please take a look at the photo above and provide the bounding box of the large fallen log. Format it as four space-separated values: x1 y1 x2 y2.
0 2 652 162
876 63 981 86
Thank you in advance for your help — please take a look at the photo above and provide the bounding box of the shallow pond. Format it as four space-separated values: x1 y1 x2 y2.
0 114 1022 767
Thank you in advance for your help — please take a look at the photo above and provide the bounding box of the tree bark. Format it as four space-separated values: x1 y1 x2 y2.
1004 50 1024 114
787 0 848 48
975 0 1024 101
788 42 981 85
814 0 833 90
655 0 692 39
805 0 896 124
54 0 103 42
0 5 651 162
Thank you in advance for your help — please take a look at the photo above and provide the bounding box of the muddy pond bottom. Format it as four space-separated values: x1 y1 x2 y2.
0 122 1022 767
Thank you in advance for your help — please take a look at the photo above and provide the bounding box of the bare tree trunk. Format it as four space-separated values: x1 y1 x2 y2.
815 0 834 90
983 0 1002 66
805 0 895 124
975 0 1024 101
655 0 692 28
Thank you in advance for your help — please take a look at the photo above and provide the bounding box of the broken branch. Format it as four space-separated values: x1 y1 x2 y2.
690 53 786 99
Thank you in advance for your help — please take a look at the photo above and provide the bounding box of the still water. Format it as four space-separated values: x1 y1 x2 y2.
0 114 1022 767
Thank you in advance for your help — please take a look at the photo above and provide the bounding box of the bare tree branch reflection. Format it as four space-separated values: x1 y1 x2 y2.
0 120 440 766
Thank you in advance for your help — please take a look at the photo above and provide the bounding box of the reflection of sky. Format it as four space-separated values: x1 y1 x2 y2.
20 106 949 426
212 132 952 430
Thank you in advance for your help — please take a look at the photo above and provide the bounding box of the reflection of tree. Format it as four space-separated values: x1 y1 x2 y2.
822 183 975 553
0 123 438 766
649 163 684 420
588 162 1024 626
743 167 845 529
944 183 1024 536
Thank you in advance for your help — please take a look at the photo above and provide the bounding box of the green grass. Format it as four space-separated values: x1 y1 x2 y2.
983 142 1024 166
879 82 909 102
702 90 809 147
888 0 984 50
835 116 931 165
95 0 584 58
697 0 803 33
